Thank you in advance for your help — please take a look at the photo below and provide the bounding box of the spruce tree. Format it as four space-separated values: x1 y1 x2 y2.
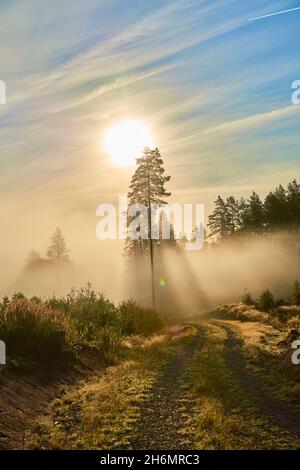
47 228 70 262
226 196 242 234
207 196 230 240
287 179 300 230
264 185 288 231
243 192 264 234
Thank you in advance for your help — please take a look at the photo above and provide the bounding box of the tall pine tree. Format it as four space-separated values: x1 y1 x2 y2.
127 147 170 308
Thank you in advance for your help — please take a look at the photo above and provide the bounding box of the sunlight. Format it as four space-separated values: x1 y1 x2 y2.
103 119 155 166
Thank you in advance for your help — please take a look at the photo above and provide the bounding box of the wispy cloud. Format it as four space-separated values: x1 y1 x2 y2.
201 105 300 136
1 0 300 215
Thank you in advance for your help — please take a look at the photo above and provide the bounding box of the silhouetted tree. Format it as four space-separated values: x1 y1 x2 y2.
287 179 300 230
208 179 300 241
47 228 70 263
264 185 288 231
127 147 171 307
207 196 230 240
226 196 242 234
242 192 264 234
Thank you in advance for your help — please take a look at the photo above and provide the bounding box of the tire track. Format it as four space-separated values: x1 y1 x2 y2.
132 326 203 450
218 322 300 439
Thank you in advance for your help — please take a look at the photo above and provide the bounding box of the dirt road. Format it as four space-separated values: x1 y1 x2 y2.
132 327 203 449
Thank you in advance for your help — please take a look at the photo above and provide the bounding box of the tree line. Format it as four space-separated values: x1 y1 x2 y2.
208 180 300 241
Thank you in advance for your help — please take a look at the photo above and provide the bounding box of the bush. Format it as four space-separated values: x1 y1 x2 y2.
0 298 68 361
258 290 275 312
47 285 118 342
0 286 165 363
292 281 300 306
241 291 256 306
118 300 163 336
96 326 123 363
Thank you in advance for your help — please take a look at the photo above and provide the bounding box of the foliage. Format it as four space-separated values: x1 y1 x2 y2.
96 326 123 363
241 291 256 306
0 286 165 363
118 300 163 336
126 147 171 259
292 281 300 306
258 290 275 312
0 298 68 361
208 179 300 241
48 285 118 342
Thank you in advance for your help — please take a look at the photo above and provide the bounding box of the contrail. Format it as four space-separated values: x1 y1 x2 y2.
249 6 300 22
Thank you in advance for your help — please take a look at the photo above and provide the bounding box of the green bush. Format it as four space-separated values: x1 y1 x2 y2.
258 289 275 312
0 298 68 361
241 291 256 306
118 300 163 336
292 281 300 306
96 326 123 363
0 286 164 363
47 285 117 342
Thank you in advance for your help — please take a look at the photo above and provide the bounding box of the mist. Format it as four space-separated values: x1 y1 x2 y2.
3 200 299 316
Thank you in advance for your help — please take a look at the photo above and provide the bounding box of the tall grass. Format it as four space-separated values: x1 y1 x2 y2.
0 298 68 361
0 286 164 363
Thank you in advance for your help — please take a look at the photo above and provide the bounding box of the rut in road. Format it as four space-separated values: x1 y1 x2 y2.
218 322 300 438
132 328 203 450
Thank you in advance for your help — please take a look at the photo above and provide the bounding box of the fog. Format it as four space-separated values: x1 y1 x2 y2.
2 199 299 315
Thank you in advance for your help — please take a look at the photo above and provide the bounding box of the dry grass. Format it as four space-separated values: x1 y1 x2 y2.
28 330 174 449
213 303 269 323
225 320 282 362
185 322 299 450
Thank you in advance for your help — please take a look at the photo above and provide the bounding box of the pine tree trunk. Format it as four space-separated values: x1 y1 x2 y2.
147 169 156 310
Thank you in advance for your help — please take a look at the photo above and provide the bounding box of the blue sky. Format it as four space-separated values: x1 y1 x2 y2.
0 0 300 218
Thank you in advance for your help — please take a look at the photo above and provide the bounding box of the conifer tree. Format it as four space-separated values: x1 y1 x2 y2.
243 192 264 234
127 147 170 308
47 228 70 262
207 196 230 240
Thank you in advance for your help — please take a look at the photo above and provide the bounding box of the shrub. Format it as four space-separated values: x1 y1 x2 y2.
241 291 256 306
0 286 165 363
96 326 123 363
0 298 68 361
258 290 275 312
47 285 118 342
292 281 300 306
118 300 163 336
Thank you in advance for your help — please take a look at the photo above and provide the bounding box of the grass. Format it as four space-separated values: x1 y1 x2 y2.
183 322 300 450
28 332 173 449
0 285 164 364
0 298 69 362
231 319 300 404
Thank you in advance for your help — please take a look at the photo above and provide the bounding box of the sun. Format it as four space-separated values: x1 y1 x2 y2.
103 119 155 166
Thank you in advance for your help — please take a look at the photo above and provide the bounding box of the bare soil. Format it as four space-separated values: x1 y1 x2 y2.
0 353 103 450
